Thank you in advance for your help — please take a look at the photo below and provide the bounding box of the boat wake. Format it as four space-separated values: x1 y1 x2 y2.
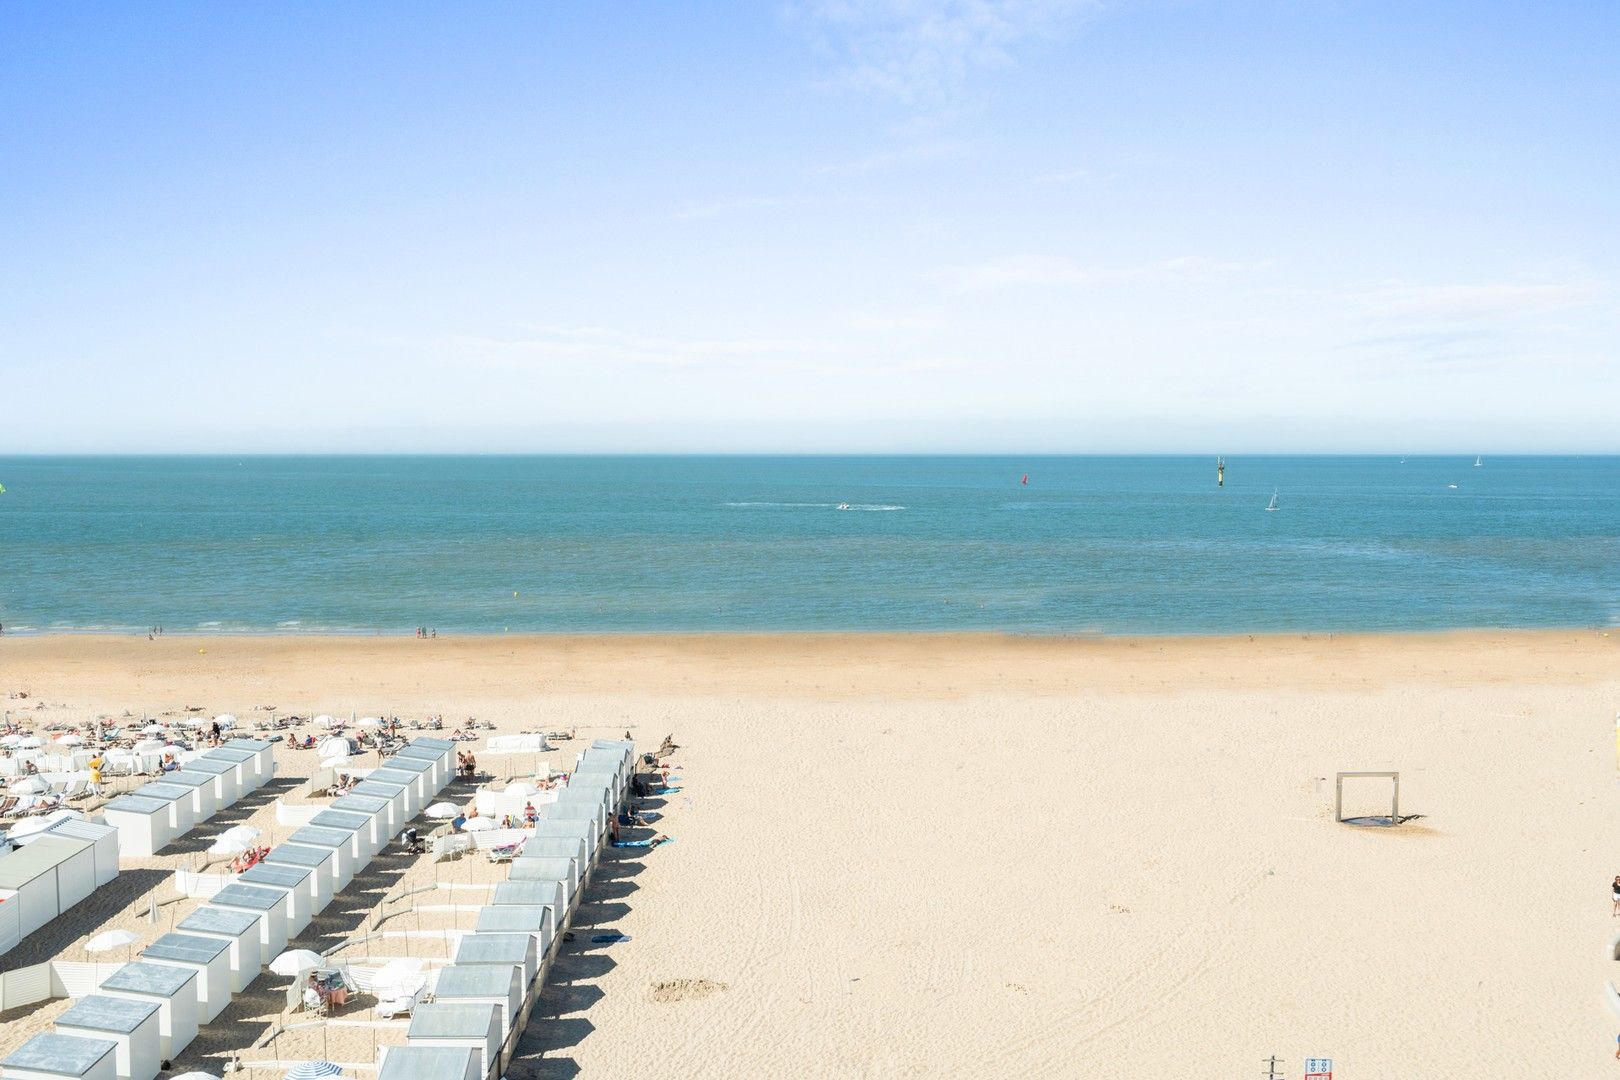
723 502 905 511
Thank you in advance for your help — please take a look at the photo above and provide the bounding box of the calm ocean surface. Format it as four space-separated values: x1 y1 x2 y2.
0 455 1616 635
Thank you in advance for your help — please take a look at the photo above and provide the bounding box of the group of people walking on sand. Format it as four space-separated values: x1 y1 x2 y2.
414 626 436 638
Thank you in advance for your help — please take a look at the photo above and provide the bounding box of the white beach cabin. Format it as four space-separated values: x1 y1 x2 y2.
53 996 160 1080
178 758 239 809
527 820 598 866
367 768 426 817
406 1002 500 1080
330 794 393 849
2 1034 117 1080
261 844 335 912
158 771 216 823
308 809 375 861
390 743 449 789
472 905 551 958
430 964 524 1040
376 1045 479 1080
284 826 356 889
140 932 231 1023
176 906 262 993
349 779 409 831
97 961 198 1061
199 748 257 795
378 756 438 806
129 782 195 840
207 882 290 958
504 858 577 911
100 797 172 859
454 932 537 990
236 862 314 936
223 737 275 786
42 818 120 887
536 805 601 859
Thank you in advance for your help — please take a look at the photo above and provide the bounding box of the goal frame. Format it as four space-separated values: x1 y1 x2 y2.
1335 771 1399 823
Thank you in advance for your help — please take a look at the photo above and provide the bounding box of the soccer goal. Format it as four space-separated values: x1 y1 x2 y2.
1335 771 1400 827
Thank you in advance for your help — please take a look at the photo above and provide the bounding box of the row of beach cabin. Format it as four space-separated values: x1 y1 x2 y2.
374 738 637 1080
101 738 278 857
0 817 122 955
0 738 459 1080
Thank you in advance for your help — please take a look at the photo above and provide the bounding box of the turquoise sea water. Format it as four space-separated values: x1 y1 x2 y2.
0 455 1615 635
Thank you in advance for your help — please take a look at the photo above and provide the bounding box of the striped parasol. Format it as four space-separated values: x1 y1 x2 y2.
283 1063 343 1080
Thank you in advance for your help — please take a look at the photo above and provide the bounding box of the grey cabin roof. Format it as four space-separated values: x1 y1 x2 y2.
99 961 196 996
179 906 262 936
475 906 549 932
240 862 312 889
143 932 231 964
0 836 83 887
286 826 353 849
210 882 286 910
181 758 234 776
3 1033 117 1075
132 782 190 801
453 934 533 964
161 771 213 789
331 795 389 815
432 965 518 998
202 748 255 764
377 1046 476 1080
225 737 273 752
408 1001 498 1039
56 995 160 1035
264 843 332 869
491 881 562 908
309 810 370 831
102 795 168 816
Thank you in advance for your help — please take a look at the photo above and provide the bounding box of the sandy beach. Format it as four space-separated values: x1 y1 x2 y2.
0 630 1615 1078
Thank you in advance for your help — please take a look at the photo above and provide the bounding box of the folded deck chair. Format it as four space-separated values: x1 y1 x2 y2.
374 982 426 1019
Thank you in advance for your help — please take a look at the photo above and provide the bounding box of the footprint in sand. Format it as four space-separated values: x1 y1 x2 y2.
648 978 729 1003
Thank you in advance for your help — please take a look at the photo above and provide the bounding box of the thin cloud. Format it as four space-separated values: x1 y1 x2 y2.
815 139 968 176
673 195 800 221
936 254 1269 292
789 0 1096 107
1360 281 1604 320
448 324 833 371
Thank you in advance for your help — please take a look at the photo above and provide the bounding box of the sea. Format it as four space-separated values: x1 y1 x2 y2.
0 455 1616 636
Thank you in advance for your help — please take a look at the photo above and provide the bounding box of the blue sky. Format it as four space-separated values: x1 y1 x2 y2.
2 1 1616 452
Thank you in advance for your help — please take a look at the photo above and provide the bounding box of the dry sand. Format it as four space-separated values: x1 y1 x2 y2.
1 631 1616 1078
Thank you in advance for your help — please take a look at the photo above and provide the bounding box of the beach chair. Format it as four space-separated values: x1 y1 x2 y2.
374 982 426 1019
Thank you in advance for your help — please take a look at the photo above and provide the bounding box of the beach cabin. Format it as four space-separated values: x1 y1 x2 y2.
527 819 598 864
454 932 537 990
368 768 426 816
176 906 262 992
179 758 239 808
308 809 375 861
391 743 449 789
262 844 335 912
199 748 257 795
97 962 198 1061
0 836 90 938
431 964 524 1040
350 779 410 827
505 857 577 909
141 932 231 1022
159 771 216 822
489 881 563 946
1 1034 117 1080
54 996 160 1080
552 786 611 834
129 783 195 838
223 738 275 786
43 819 120 887
406 1002 500 1080
568 768 623 808
100 797 172 859
537 804 601 856
379 756 438 805
331 794 394 847
0 891 20 955
208 882 290 957
237 862 314 936
376 1045 479 1080
285 826 356 888
516 837 588 875
472 905 551 958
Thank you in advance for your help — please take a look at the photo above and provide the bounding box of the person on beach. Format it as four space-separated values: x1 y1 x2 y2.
1612 876 1619 916
524 801 538 825
87 757 103 796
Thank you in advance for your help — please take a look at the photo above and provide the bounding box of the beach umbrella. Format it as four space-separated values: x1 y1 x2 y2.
214 714 237 727
180 716 207 728
142 724 168 734
269 949 326 976
0 734 23 747
425 802 458 819
313 715 336 728
460 816 495 832
9 775 47 794
209 836 250 856
170 1072 222 1080
133 739 164 753
55 734 86 746
356 718 381 728
506 781 539 797
86 929 140 953
17 736 43 748
222 824 261 843
283 1063 342 1080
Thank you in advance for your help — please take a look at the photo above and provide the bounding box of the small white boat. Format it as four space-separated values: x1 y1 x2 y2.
836 503 851 511
1473 456 1483 467
1448 483 1459 489
1265 490 1279 512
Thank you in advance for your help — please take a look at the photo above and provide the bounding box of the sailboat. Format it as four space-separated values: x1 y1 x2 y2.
1473 456 1483 467
1265 489 1279 512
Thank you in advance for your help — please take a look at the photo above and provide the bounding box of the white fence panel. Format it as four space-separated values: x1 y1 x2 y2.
0 963 53 1010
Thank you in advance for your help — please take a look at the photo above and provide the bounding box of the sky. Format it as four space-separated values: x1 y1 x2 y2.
1 0 1616 453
